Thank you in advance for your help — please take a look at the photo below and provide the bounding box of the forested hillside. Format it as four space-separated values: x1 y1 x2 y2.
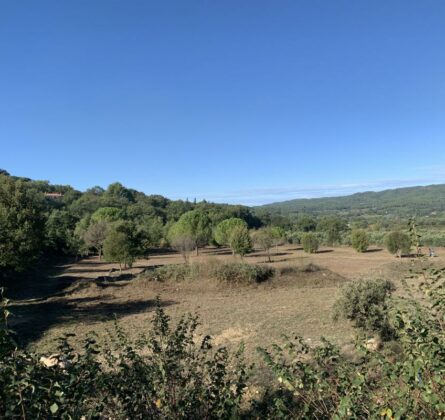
0 169 261 280
257 184 445 217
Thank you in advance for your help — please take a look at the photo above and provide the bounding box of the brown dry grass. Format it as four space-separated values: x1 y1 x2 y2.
9 245 445 368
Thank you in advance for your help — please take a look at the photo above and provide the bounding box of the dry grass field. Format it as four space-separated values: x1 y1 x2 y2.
8 245 445 367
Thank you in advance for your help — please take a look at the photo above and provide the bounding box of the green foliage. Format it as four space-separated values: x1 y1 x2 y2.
301 232 319 253
350 229 369 252
0 175 46 272
143 264 200 282
90 206 123 223
251 227 274 262
136 215 164 251
210 262 275 285
82 220 109 259
385 231 411 256
214 217 247 247
45 209 77 254
257 183 445 218
228 225 252 257
169 210 212 255
333 278 395 338
257 267 445 418
0 296 248 418
317 216 348 245
103 223 138 269
0 169 263 281
294 214 317 232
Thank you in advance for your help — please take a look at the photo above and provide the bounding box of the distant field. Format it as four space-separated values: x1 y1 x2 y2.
9 244 441 372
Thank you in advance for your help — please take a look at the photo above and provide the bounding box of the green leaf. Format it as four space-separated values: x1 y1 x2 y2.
50 403 58 414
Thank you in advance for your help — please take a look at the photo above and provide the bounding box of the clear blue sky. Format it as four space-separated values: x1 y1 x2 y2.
1 1 445 205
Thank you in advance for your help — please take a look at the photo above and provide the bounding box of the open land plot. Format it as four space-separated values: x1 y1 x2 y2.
8 245 445 366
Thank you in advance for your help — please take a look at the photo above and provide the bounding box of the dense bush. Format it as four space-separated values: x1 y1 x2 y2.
351 229 370 252
143 261 275 285
143 263 201 282
301 233 319 253
0 295 248 418
210 262 275 285
385 231 411 256
333 278 396 339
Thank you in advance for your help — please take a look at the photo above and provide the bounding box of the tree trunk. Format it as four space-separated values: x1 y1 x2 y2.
196 246 199 256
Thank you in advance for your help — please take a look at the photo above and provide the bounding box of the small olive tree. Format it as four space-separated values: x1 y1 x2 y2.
301 232 319 254
251 228 274 262
385 231 411 257
83 220 108 260
351 229 369 252
103 229 137 272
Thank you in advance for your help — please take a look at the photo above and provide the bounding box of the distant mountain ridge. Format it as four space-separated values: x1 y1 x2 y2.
256 184 445 217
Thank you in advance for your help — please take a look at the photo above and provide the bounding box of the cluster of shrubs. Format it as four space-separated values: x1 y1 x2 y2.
4 265 445 417
142 260 275 285
210 262 275 285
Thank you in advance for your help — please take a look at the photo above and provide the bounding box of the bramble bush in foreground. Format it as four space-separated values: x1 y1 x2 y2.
0 292 247 419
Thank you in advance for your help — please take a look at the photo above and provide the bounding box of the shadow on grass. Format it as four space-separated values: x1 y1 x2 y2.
9 296 176 348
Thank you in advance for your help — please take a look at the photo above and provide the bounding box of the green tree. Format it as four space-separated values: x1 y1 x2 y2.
350 229 369 253
251 228 274 262
270 226 286 251
103 227 137 271
0 175 46 273
301 232 319 253
228 225 252 258
385 231 411 257
214 218 248 251
45 210 77 255
169 210 212 255
83 221 108 260
137 216 164 254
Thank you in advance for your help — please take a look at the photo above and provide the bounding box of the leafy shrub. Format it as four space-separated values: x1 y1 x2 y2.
301 233 319 253
351 229 370 252
143 264 199 282
279 263 321 275
385 231 411 256
0 295 248 418
257 267 445 419
210 262 275 285
333 278 395 339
